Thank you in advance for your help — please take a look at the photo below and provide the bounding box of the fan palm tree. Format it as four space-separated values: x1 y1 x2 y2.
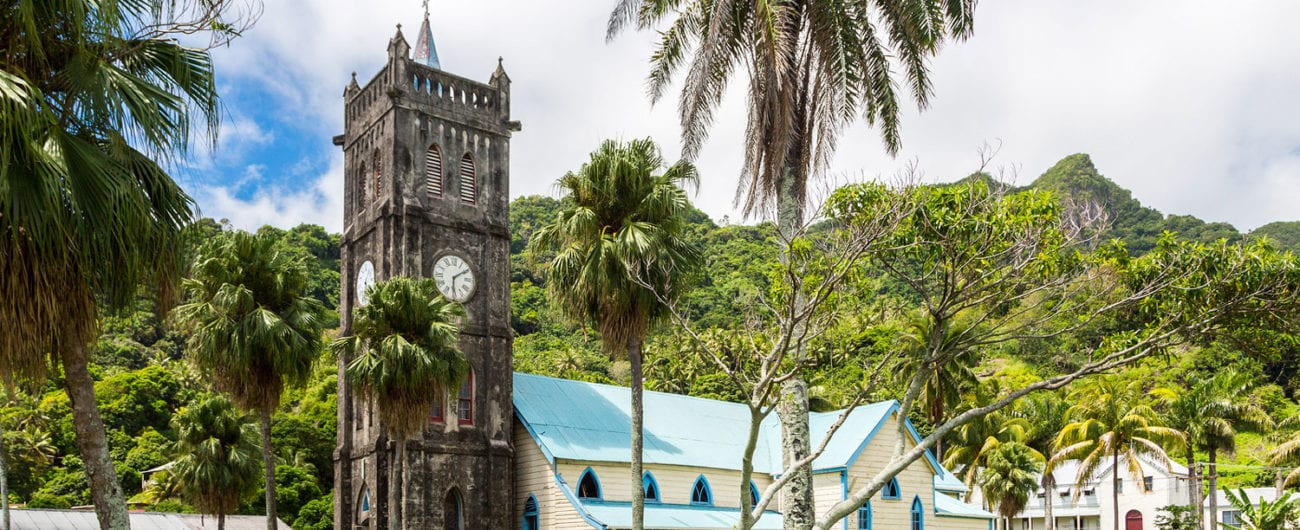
608 4 976 525
331 276 466 530
978 442 1043 530
528 138 700 530
1051 377 1184 530
171 231 325 530
899 312 980 460
1160 369 1273 530
1222 488 1300 530
942 384 1029 501
1 1 222 527
1017 392 1070 530
169 395 263 530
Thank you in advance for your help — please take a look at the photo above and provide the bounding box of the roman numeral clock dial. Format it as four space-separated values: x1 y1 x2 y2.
433 254 475 303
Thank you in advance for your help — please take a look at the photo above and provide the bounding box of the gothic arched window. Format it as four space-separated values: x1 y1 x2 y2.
372 150 383 201
749 481 760 507
577 468 601 499
459 153 476 204
443 488 462 530
522 495 539 530
642 472 660 503
426 143 443 199
457 370 474 426
690 475 712 506
358 485 372 521
857 500 872 530
910 496 923 530
358 162 368 209
883 477 901 499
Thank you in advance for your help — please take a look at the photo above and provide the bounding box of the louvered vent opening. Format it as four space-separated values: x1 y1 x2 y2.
459 153 476 204
425 145 443 199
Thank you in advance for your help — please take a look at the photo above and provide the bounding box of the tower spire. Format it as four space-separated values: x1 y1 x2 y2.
413 1 441 69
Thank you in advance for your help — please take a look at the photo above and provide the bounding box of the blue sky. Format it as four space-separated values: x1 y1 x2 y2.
182 1 1300 233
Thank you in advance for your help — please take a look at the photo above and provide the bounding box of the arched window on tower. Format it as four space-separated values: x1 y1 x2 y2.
372 150 383 201
443 488 462 530
457 370 474 426
358 162 368 209
426 144 443 199
459 153 476 204
357 485 372 522
522 495 539 530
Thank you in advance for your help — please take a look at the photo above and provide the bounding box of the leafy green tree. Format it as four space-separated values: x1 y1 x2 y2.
1159 369 1273 530
1052 377 1184 530
977 442 1042 530
272 464 322 524
1154 505 1199 530
528 138 700 530
169 396 262 530
0 0 243 525
292 496 333 530
1221 488 1300 530
331 277 466 530
171 230 326 530
609 1 977 524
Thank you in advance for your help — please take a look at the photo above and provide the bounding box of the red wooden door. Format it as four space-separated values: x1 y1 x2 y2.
1125 510 1143 530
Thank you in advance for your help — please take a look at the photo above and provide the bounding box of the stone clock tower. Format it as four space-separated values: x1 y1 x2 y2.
332 12 518 530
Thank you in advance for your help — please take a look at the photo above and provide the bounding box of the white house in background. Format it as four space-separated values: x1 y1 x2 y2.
1002 456 1299 530
1007 455 1191 530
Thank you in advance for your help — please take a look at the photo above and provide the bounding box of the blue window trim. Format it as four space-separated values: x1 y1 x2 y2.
749 481 760 507
522 494 539 530
857 500 872 530
911 495 924 530
690 474 714 506
577 467 602 500
883 477 901 500
643 472 661 503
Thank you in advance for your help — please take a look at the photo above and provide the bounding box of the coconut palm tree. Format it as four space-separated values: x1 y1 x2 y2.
1 1 226 527
170 395 263 530
528 138 700 530
331 276 466 530
1051 376 1184 530
1017 392 1070 530
171 231 326 530
943 384 1029 501
1160 369 1273 530
978 442 1043 530
608 4 976 525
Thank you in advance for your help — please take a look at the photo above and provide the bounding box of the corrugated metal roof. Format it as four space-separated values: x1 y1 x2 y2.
935 492 996 519
11 509 291 530
582 502 783 529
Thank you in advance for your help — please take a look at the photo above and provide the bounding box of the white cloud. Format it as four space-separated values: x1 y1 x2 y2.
193 152 344 232
196 0 1300 232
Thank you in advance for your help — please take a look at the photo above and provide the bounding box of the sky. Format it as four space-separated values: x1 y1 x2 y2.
182 1 1300 233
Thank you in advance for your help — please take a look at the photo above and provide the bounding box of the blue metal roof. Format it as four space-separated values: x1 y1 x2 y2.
934 492 996 519
412 15 440 69
581 502 783 530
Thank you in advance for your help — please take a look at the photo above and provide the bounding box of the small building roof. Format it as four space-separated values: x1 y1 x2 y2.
412 14 440 69
582 502 784 530
11 509 290 530
935 492 997 519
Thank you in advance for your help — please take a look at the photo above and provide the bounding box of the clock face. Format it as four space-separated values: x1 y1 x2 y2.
433 254 475 302
356 260 375 306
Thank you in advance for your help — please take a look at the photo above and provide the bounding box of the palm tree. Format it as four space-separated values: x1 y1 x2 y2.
1222 488 1300 530
331 276 466 530
899 313 980 460
1017 393 1070 530
608 4 976 525
1 1 224 527
171 231 325 530
1160 369 1273 530
978 442 1043 530
1051 377 1184 530
942 384 1029 501
528 138 700 530
169 395 263 530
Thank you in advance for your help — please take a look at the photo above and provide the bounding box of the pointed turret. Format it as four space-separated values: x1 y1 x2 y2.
490 57 510 85
413 13 441 69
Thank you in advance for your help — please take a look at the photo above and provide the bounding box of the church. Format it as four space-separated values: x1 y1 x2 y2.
331 12 995 530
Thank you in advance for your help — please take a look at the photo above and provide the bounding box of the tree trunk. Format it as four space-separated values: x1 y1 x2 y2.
1043 469 1056 530
1207 449 1218 530
1112 450 1119 530
1186 453 1200 530
1 419 9 530
218 512 226 530
59 339 130 530
630 339 645 530
397 439 407 530
780 379 814 530
260 407 277 530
